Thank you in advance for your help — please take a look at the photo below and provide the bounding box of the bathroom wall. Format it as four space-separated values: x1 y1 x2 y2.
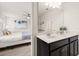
0 2 32 32
39 2 79 33
64 2 79 32
32 2 38 56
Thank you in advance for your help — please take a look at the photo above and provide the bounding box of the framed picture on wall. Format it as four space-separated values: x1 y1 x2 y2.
15 20 28 29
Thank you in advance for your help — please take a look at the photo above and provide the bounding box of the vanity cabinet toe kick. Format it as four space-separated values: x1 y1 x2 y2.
37 35 78 56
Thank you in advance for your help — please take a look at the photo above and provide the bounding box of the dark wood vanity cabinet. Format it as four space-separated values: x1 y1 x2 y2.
50 48 61 56
37 38 49 56
37 35 78 56
74 40 78 55
70 40 78 56
60 44 69 56
70 42 74 56
50 44 69 56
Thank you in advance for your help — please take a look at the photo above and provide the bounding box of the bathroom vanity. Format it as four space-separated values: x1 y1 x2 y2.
37 32 78 56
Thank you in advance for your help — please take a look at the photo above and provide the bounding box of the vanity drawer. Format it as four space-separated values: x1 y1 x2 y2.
70 35 78 42
50 39 69 51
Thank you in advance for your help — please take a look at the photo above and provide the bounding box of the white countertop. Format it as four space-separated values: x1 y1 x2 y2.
37 32 78 43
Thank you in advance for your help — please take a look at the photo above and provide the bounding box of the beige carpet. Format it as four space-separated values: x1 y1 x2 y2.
0 45 31 56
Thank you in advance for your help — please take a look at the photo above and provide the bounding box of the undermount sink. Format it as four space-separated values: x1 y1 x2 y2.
46 31 68 38
46 33 58 38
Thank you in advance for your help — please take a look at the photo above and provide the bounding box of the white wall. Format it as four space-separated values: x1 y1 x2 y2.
64 2 79 32
0 2 32 32
39 2 79 33
32 2 38 56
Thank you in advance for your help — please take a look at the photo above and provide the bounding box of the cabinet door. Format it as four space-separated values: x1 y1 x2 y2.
50 48 61 56
60 45 69 56
74 40 78 56
50 45 69 56
37 38 49 56
70 40 78 56
70 42 75 56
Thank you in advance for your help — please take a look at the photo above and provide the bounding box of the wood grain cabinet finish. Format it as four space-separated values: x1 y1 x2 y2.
70 42 74 56
50 48 61 56
37 35 78 56
50 39 69 51
60 44 69 56
50 44 69 56
37 38 49 56
70 40 78 56
69 36 78 42
74 40 78 56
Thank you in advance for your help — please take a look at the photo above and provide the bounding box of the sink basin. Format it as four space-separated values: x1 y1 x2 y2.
46 31 68 38
46 33 58 38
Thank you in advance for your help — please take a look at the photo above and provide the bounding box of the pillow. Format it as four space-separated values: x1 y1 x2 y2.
0 31 3 36
2 29 11 35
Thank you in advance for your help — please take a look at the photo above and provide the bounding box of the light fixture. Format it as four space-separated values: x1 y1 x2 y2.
22 11 31 19
45 2 62 8
27 13 30 19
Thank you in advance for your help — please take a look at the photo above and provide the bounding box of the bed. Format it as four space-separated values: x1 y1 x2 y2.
0 32 31 48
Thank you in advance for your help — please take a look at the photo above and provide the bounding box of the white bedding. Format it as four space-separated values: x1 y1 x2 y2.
0 32 31 42
0 32 31 48
0 32 22 42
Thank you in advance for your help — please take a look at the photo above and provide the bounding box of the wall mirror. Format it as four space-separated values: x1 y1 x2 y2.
38 2 66 35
